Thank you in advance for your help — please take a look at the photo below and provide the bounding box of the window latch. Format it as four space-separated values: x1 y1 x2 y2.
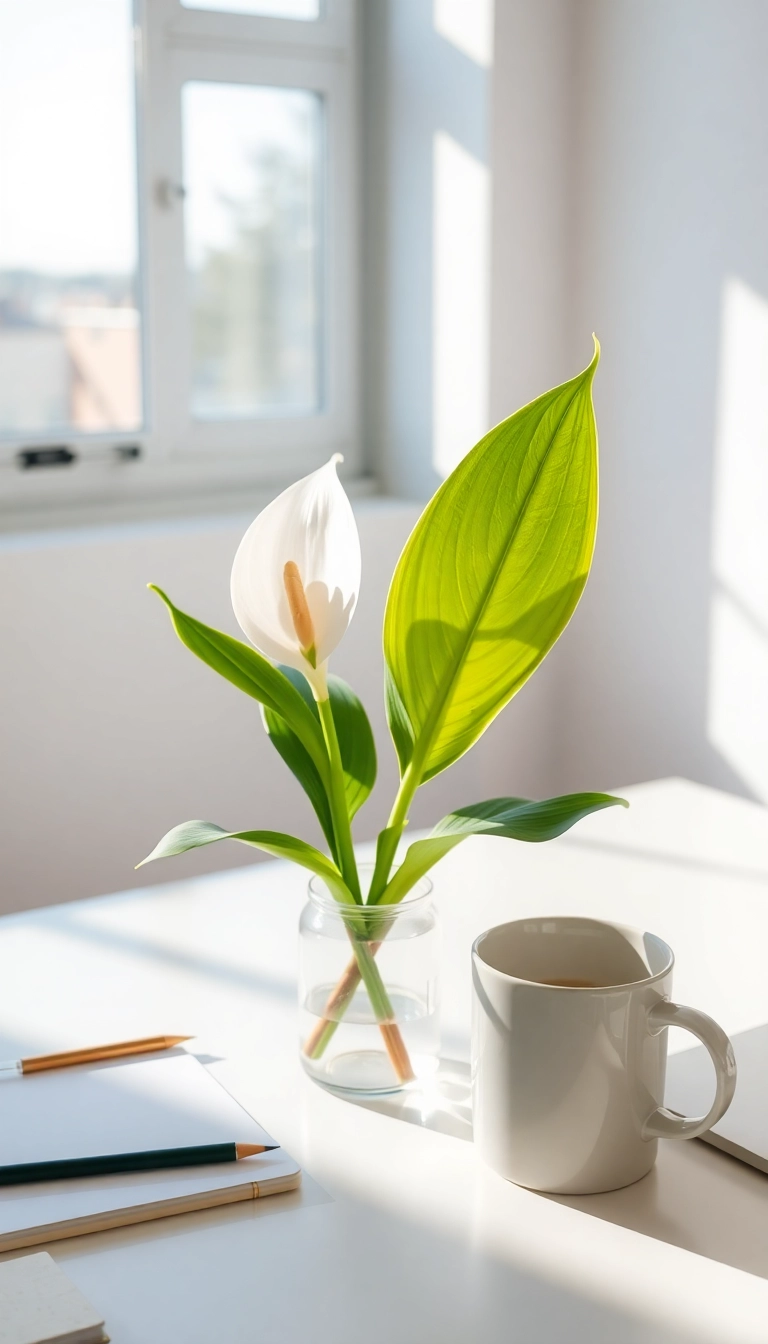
17 447 76 469
15 445 141 470
155 178 187 209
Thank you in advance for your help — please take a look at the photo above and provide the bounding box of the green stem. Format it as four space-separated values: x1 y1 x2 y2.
307 1016 339 1059
347 925 396 1019
303 916 396 1061
311 695 414 1081
316 694 361 902
368 758 423 903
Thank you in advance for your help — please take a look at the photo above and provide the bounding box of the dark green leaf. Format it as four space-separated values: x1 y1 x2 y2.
384 665 416 777
137 820 355 905
377 792 628 905
263 669 376 858
327 675 377 819
262 669 336 858
149 586 329 785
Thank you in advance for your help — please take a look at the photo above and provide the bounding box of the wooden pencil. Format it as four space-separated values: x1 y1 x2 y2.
11 1035 193 1075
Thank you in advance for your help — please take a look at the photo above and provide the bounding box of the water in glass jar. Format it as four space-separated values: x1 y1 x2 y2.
301 983 440 1093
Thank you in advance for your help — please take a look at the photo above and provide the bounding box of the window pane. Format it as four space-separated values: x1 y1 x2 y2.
181 0 320 18
0 0 142 437
183 83 321 420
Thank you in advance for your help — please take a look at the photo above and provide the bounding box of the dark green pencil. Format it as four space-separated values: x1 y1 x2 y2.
0 1141 278 1186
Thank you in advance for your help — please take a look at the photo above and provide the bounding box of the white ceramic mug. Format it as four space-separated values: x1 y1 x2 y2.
471 916 737 1194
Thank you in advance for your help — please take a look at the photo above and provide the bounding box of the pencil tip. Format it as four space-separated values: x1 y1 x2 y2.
235 1143 279 1158
166 1035 194 1045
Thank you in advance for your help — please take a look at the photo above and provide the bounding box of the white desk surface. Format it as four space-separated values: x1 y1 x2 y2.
2 778 768 1344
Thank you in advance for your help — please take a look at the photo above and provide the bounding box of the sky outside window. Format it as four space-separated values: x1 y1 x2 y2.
0 0 142 436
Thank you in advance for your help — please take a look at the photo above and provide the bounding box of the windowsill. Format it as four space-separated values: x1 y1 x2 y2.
0 457 379 537
0 491 418 560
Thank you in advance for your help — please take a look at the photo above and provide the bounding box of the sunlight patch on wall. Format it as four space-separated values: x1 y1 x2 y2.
709 593 768 798
432 132 490 478
433 0 494 68
708 277 768 797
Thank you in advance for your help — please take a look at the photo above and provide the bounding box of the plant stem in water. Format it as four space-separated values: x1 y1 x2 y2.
314 696 414 1082
303 937 384 1061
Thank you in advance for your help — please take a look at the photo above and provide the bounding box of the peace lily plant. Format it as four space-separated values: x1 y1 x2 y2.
140 342 627 1082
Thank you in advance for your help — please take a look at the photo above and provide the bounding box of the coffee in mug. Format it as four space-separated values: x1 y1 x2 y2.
535 977 601 988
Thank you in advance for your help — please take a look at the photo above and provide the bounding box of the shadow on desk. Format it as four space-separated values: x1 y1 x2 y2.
548 1140 768 1281
344 1058 768 1282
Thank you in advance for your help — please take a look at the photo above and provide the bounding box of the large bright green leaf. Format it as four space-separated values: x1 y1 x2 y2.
383 343 600 783
149 586 329 785
137 820 355 905
263 669 377 861
377 792 628 905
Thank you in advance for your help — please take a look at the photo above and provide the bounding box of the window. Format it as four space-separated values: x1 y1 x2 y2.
183 81 321 420
0 0 358 511
0 0 142 439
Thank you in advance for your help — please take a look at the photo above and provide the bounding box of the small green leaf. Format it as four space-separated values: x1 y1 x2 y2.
263 681 336 862
377 792 628 905
326 676 377 819
383 343 600 784
149 586 329 786
263 671 376 859
384 665 416 777
137 820 356 905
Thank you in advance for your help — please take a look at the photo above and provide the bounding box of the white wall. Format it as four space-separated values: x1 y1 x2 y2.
489 0 580 418
361 0 491 496
0 501 549 913
551 0 768 800
483 0 768 804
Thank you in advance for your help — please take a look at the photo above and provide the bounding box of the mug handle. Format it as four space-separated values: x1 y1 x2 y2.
641 1001 737 1140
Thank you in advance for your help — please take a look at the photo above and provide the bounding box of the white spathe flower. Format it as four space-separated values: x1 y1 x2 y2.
230 454 361 697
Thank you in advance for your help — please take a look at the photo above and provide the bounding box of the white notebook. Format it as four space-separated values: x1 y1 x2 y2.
0 1252 107 1344
666 1023 768 1172
0 1053 300 1251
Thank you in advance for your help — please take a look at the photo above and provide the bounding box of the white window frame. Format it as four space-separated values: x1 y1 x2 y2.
0 0 360 521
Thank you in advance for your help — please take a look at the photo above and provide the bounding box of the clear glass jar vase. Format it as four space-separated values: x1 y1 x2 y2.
299 867 440 1094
